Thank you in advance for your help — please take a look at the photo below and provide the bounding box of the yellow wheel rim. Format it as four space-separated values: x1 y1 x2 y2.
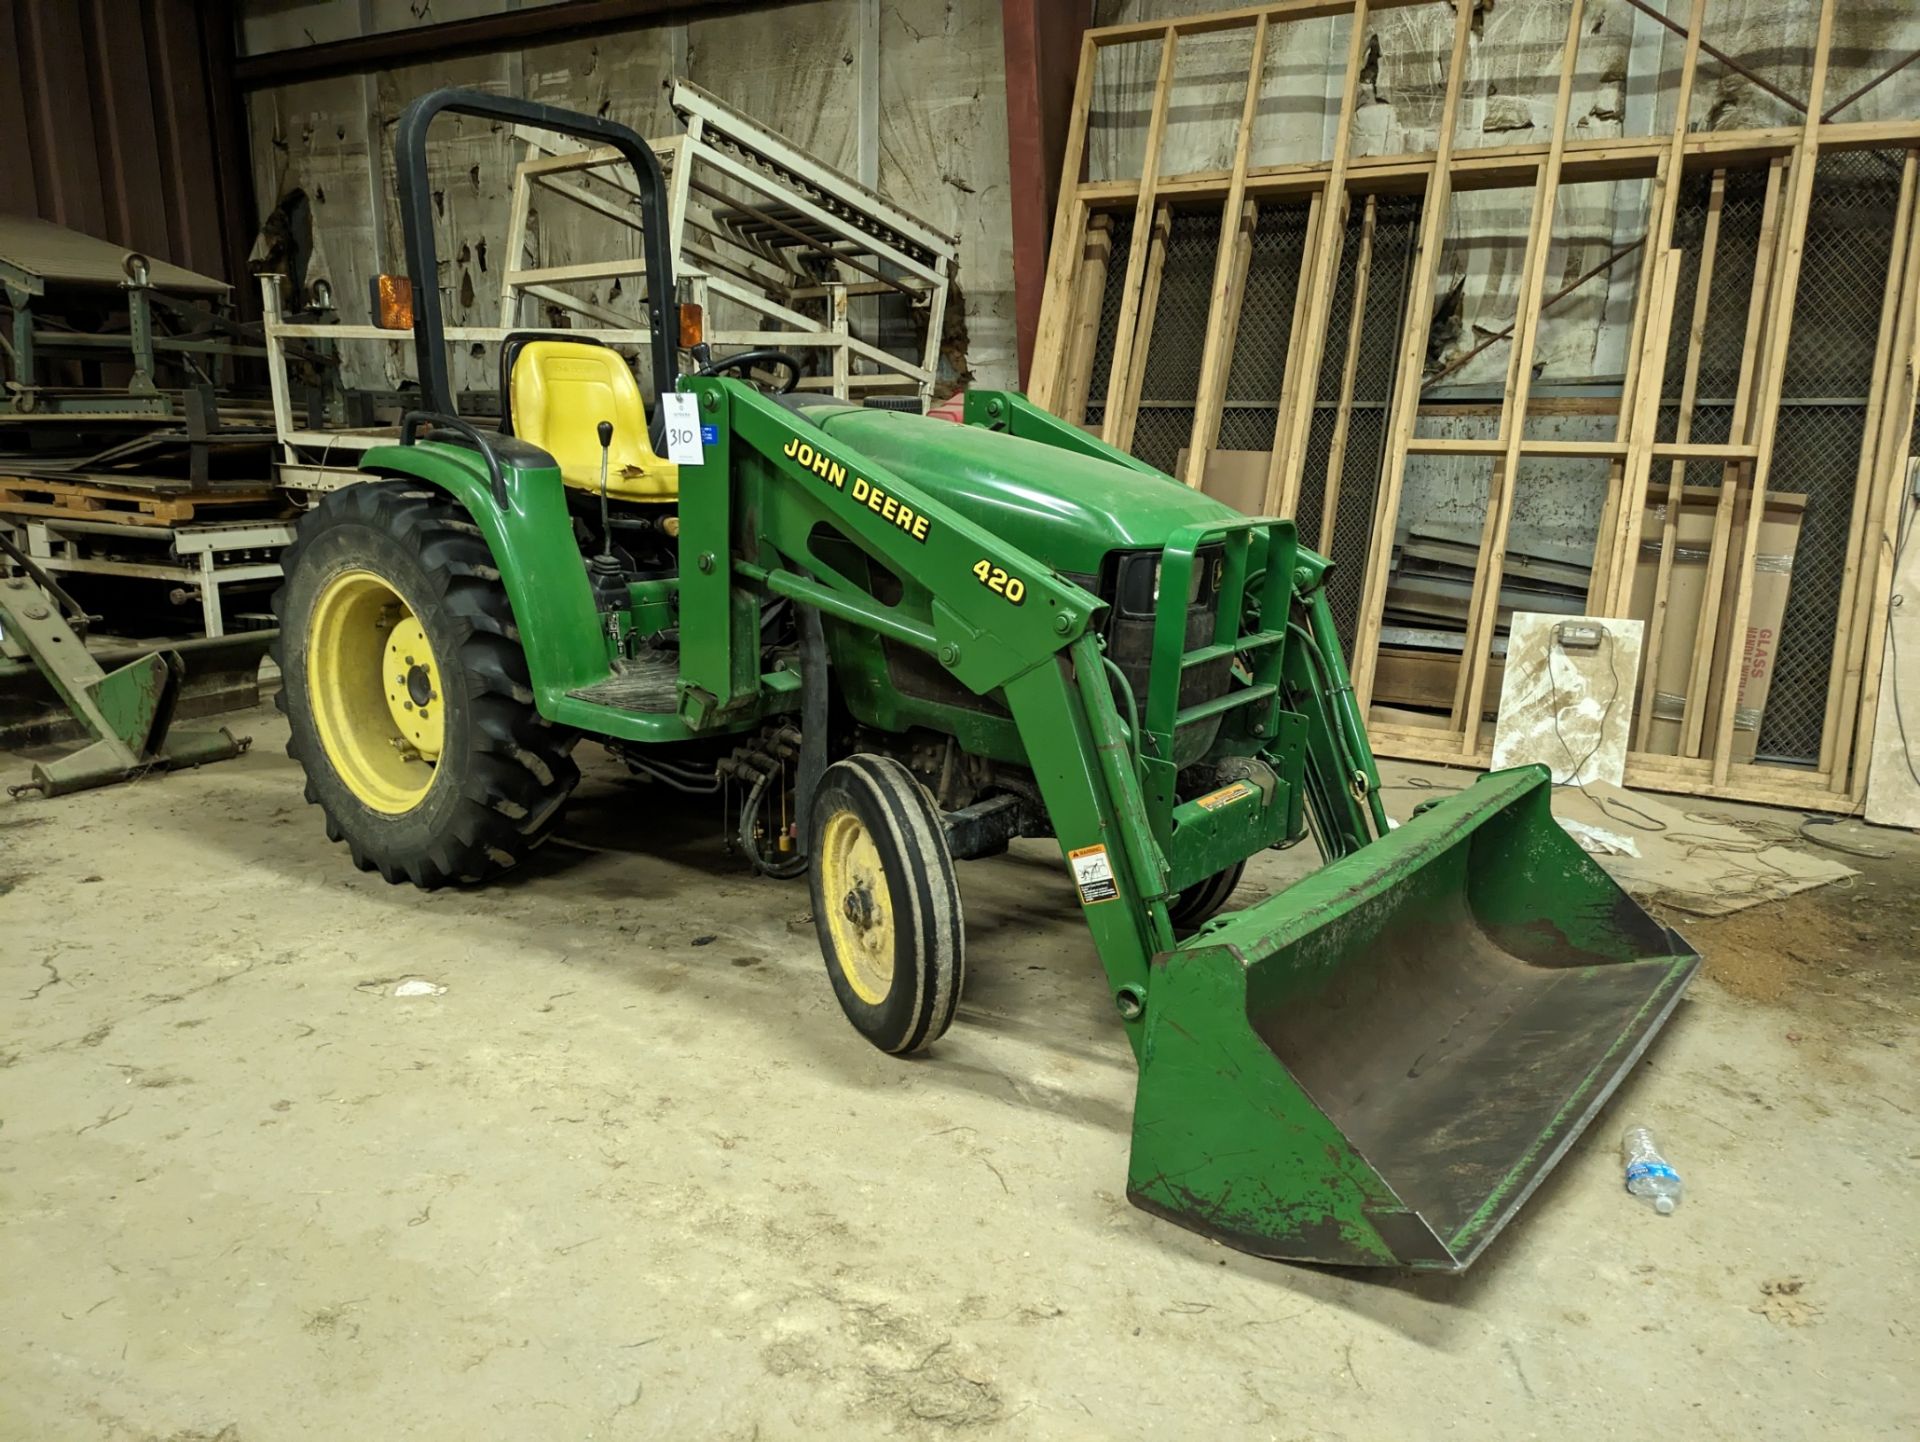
819 809 895 1005
306 569 444 814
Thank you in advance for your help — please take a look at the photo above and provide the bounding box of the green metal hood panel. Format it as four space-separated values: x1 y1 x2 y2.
810 406 1241 574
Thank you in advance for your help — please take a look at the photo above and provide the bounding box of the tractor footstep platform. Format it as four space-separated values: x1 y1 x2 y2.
566 652 681 713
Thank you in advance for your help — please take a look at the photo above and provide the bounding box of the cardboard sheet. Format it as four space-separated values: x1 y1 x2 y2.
1552 782 1856 917
1628 487 1806 761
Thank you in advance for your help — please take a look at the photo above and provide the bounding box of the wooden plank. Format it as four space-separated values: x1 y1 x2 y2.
1594 0 1704 614
1650 441 1756 460
1318 194 1377 548
1836 152 1920 795
1451 0 1591 753
1061 215 1113 423
1860 473 1920 817
1821 151 1919 782
1027 34 1100 412
1598 248 1684 620
1681 156 1786 756
1622 751 1864 814
1088 0 1428 48
499 149 539 332
1096 27 1179 449
1708 0 1838 787
1212 202 1260 435
1183 14 1270 489
1264 0 1372 517
1697 157 1802 757
1072 120 1920 213
1526 439 1632 459
1263 189 1324 510
1348 0 1476 714
1112 205 1174 453
1406 437 1505 455
1636 170 1726 750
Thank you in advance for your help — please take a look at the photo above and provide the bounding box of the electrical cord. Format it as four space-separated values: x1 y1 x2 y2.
1796 814 1896 860
1546 624 1623 789
1539 622 1671 835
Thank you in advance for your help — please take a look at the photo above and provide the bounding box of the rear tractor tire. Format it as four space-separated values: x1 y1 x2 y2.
271 481 579 887
808 755 964 1055
1166 859 1246 934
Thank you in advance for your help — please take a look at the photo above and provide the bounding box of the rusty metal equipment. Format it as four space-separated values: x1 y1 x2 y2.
0 531 248 798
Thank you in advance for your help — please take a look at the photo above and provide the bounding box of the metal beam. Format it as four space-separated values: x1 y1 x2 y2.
1002 0 1091 386
234 0 816 89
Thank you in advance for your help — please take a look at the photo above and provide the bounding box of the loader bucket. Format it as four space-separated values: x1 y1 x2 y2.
1127 766 1697 1271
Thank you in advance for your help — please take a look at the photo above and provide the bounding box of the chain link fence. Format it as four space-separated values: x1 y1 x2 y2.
1079 212 1135 436
1319 195 1420 654
1131 209 1224 476
1649 153 1905 766
1763 149 1902 764
1215 202 1314 455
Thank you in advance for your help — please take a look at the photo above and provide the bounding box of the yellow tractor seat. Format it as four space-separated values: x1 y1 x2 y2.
506 338 679 502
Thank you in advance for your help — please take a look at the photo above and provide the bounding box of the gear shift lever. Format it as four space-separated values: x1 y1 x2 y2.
588 420 625 613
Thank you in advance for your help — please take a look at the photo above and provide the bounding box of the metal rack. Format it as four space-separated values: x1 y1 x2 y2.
262 79 958 494
0 514 292 638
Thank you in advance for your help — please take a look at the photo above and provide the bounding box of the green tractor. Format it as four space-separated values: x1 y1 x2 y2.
275 90 1699 1270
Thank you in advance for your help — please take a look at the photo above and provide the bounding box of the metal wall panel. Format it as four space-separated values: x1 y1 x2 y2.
0 0 253 301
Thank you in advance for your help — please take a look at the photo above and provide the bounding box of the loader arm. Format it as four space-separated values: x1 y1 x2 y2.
681 377 1190 1030
689 379 1699 1270
962 387 1388 857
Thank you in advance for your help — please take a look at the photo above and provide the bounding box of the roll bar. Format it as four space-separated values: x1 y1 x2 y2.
392 88 679 417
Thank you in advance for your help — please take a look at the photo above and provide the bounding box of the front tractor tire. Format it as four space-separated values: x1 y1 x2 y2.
1166 859 1246 934
272 481 579 887
808 756 965 1055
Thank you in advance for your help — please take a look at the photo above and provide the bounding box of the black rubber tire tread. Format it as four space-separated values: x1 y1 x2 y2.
1167 859 1246 934
271 480 579 888
807 754 964 1055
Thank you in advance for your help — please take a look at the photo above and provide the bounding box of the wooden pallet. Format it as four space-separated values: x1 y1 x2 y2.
0 476 277 528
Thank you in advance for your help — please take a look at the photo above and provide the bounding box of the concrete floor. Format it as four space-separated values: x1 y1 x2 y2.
2 700 1916 1440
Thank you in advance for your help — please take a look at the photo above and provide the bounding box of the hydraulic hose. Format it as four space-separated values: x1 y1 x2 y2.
1298 583 1389 837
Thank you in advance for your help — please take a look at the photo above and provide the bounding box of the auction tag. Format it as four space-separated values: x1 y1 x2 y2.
1068 844 1119 905
661 391 705 465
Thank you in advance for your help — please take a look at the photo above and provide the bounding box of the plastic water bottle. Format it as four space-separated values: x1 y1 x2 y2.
1622 1126 1682 1214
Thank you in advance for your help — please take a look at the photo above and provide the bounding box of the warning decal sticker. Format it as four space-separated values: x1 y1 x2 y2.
1067 844 1119 905
1194 780 1256 811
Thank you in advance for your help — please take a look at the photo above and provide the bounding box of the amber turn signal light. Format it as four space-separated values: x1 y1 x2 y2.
371 274 415 331
678 302 704 349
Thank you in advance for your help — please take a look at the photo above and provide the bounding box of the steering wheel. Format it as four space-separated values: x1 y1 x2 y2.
693 348 803 395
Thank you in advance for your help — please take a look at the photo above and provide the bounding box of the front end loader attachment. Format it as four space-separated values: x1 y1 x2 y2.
1128 765 1697 1271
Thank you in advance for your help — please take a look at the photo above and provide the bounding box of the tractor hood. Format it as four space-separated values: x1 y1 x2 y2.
809 405 1239 577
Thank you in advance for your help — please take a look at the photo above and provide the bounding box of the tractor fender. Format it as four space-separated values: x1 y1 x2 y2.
358 440 609 703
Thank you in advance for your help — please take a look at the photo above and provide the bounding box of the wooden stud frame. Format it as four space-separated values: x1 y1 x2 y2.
1030 0 1920 813
1704 0 1838 787
1823 153 1920 788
